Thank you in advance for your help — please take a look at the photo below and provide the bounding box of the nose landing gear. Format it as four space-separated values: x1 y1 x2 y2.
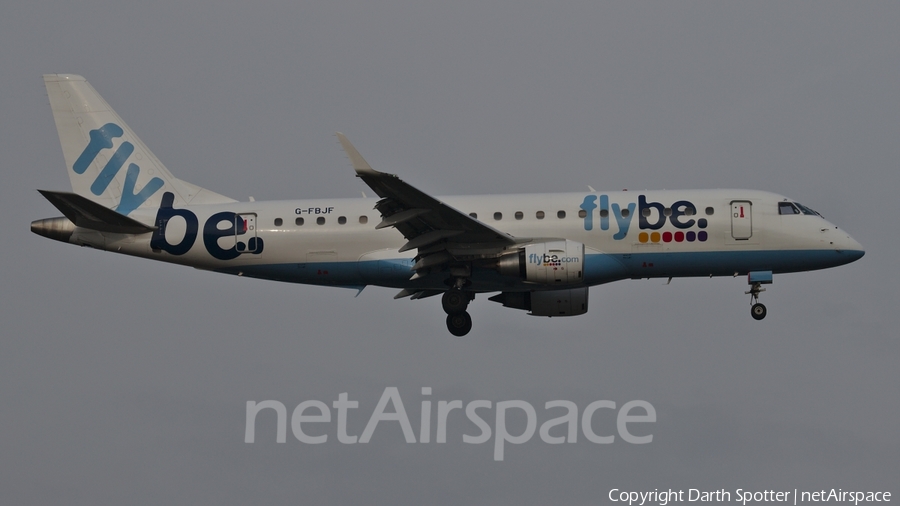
745 271 773 321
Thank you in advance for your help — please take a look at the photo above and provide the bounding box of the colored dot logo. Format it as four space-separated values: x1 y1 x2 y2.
639 230 708 243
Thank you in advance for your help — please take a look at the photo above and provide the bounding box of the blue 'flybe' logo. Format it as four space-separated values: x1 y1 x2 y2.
579 195 709 241
73 123 165 215
150 192 264 260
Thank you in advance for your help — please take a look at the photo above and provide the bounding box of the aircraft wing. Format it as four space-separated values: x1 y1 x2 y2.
337 133 517 280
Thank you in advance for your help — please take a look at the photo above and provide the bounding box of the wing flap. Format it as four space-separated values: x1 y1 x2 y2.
375 208 431 229
399 229 464 253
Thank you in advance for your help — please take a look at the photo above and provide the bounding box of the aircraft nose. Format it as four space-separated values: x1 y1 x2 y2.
837 233 865 262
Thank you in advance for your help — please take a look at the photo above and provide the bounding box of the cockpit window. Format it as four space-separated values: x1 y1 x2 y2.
794 202 822 217
778 202 800 215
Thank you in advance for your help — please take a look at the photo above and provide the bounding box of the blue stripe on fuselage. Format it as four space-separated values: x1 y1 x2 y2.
215 249 863 290
611 248 864 279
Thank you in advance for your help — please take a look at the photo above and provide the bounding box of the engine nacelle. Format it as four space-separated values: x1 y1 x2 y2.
488 287 589 317
496 240 584 285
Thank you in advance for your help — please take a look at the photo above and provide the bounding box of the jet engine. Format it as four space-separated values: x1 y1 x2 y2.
495 240 584 284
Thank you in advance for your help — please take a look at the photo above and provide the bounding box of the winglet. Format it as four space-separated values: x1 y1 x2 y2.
336 132 379 176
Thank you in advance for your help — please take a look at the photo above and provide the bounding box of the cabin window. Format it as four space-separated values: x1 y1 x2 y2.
557 210 566 219
515 211 523 220
620 208 630 217
494 212 502 221
684 207 694 216
469 213 478 219
664 208 672 217
641 208 651 217
295 217 304 226
338 216 347 225
274 218 283 227
536 211 545 219
705 207 714 216
359 216 368 224
316 217 325 225
779 203 800 215
599 209 609 218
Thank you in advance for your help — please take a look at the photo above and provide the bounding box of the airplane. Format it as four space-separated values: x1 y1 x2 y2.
32 74 865 336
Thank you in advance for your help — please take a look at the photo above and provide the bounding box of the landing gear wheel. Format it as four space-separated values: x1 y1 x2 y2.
751 303 767 321
446 311 473 337
442 289 468 314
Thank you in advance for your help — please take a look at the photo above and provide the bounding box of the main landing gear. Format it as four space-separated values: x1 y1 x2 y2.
442 287 473 337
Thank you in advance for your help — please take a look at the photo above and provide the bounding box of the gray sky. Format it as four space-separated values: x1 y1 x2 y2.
2 1 897 504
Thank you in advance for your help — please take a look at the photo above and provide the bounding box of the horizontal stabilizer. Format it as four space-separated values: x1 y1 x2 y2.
38 190 155 234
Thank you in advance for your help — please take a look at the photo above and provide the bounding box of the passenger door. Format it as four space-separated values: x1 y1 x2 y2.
730 201 752 240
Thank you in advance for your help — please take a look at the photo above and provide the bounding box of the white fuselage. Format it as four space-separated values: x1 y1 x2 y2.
67 189 864 292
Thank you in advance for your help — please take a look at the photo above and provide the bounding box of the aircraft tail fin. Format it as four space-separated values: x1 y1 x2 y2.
43 74 235 216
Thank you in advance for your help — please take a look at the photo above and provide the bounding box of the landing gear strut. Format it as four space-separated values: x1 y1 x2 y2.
746 282 767 321
744 271 773 321
442 284 473 336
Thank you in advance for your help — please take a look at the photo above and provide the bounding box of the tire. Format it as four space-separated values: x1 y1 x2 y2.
442 289 468 314
751 303 767 320
446 311 473 337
